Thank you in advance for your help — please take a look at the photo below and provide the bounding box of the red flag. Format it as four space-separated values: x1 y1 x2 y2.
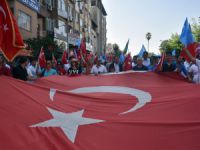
0 0 25 61
52 53 57 66
1 72 200 150
61 50 68 64
123 54 132 71
80 38 87 55
156 52 166 72
180 43 198 62
38 47 46 68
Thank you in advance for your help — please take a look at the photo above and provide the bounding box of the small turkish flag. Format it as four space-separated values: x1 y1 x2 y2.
61 50 68 64
0 0 25 61
123 54 132 71
180 43 198 62
38 47 46 68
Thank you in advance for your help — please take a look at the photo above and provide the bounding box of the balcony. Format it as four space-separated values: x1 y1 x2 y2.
58 9 68 19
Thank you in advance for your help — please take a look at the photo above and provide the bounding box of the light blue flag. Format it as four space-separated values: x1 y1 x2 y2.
138 45 147 57
180 18 195 46
119 52 125 64
172 49 176 56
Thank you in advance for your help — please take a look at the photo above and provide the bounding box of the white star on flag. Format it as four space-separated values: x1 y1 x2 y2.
31 108 105 143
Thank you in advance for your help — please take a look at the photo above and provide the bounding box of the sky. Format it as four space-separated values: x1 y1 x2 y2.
102 0 200 55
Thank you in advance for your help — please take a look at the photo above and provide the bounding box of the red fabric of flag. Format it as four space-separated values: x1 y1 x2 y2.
38 47 46 68
52 53 57 66
1 72 200 150
0 0 25 61
156 52 166 72
61 50 68 64
180 43 198 62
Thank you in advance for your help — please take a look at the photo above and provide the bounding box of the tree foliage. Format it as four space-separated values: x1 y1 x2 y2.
160 33 183 52
25 36 65 60
191 18 200 42
146 32 152 41
159 18 200 53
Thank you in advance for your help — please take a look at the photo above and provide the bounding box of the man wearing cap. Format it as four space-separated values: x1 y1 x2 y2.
67 58 82 76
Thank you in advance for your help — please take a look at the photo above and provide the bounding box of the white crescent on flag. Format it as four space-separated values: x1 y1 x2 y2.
49 86 152 115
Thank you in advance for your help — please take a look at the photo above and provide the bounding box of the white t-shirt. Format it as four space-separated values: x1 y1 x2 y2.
114 63 120 73
132 62 137 68
184 61 190 71
91 65 107 74
143 58 151 67
188 60 200 84
64 64 71 72
27 65 41 78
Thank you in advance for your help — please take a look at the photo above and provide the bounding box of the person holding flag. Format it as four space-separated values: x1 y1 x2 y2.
183 48 200 84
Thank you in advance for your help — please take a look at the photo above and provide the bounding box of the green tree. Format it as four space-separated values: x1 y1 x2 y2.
25 36 65 60
146 32 152 51
159 33 183 54
191 18 200 42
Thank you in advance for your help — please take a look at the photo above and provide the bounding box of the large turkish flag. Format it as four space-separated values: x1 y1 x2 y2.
0 72 200 150
0 0 25 61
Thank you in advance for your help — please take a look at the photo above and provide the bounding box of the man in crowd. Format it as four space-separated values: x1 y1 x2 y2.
175 56 188 78
68 58 82 76
42 60 57 77
12 57 33 81
56 61 66 75
27 57 41 79
132 56 138 68
162 53 176 72
143 52 151 69
0 55 11 76
91 59 107 75
133 57 148 71
185 51 200 84
188 60 198 83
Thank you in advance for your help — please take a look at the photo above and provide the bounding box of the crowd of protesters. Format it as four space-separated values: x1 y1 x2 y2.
0 46 199 84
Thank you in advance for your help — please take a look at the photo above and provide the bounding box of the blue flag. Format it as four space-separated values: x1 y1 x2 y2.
172 49 176 56
119 52 125 64
180 18 195 46
138 45 147 57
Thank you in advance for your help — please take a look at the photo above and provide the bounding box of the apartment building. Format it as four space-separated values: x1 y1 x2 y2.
91 0 107 55
8 0 107 54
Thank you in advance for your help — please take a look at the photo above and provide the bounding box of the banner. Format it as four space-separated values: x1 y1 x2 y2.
0 72 200 150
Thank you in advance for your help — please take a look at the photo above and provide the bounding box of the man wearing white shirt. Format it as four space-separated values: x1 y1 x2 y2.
183 49 200 84
27 58 41 79
91 59 107 75
143 52 151 68
113 57 120 73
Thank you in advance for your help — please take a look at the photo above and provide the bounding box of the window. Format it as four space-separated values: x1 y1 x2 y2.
18 11 31 31
58 0 65 11
75 12 79 23
58 20 66 36
46 18 54 31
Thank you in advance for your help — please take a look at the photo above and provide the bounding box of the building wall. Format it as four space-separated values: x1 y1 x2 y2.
8 0 107 54
14 1 38 40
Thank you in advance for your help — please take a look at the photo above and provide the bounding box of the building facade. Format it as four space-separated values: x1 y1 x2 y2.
8 0 107 55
